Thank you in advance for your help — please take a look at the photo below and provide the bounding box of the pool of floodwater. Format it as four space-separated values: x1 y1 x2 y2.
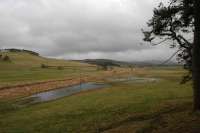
20 82 108 104
107 76 158 83
19 76 158 105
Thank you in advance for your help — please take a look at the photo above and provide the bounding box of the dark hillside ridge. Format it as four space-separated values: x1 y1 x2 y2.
0 48 39 56
0 48 179 66
82 59 132 67
81 59 179 67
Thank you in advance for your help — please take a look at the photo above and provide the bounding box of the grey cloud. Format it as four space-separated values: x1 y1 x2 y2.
0 0 173 61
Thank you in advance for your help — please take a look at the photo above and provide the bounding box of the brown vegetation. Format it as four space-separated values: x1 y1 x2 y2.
0 68 132 99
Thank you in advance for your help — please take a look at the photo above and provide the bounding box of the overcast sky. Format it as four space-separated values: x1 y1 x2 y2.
0 0 176 62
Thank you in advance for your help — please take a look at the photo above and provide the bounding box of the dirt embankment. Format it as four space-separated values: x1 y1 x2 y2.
0 69 131 99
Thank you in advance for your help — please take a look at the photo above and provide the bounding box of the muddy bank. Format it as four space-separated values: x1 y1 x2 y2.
0 69 131 99
19 82 109 104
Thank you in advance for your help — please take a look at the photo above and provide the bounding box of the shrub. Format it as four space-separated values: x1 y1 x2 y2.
3 55 10 61
41 64 48 68
57 66 64 70
97 65 108 71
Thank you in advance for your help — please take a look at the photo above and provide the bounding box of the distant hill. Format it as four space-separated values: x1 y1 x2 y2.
0 48 40 56
0 49 92 70
0 49 178 68
0 49 96 88
81 59 179 67
81 59 133 67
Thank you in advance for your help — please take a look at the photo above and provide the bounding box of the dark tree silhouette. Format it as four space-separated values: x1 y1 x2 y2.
143 0 200 110
193 0 200 110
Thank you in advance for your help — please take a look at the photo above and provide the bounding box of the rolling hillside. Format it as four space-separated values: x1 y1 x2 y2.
0 50 91 69
0 50 96 87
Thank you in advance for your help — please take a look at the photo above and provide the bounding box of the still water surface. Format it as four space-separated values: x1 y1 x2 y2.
20 76 158 104
21 82 108 104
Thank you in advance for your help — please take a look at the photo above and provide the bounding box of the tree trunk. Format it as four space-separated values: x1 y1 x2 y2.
193 0 200 111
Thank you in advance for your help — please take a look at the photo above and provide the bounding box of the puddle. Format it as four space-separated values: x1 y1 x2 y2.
20 82 108 104
18 76 158 105
107 76 158 83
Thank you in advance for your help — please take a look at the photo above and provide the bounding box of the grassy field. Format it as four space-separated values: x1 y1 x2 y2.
0 51 199 133
0 51 133 99
0 51 97 87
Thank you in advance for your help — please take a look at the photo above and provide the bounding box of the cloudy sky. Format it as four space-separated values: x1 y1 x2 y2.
0 0 175 62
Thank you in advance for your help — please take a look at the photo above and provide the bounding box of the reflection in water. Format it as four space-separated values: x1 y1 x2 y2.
107 76 158 83
21 82 108 104
19 76 158 105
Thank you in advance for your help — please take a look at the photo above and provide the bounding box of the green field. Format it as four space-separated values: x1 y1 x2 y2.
0 51 199 133
0 51 97 87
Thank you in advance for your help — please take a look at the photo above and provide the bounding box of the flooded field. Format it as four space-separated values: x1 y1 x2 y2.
20 82 108 104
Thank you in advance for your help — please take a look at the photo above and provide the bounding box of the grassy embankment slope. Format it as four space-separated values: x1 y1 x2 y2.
0 51 97 88
0 52 199 133
0 51 133 99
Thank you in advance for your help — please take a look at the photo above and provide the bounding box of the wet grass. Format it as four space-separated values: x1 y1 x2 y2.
0 70 195 133
0 51 198 133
